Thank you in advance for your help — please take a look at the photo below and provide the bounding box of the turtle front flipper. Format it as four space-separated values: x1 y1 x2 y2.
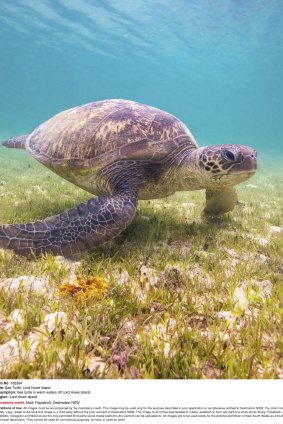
0 187 137 257
203 187 238 216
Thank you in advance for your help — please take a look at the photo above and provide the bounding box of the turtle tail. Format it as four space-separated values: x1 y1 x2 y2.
2 134 29 149
0 187 138 257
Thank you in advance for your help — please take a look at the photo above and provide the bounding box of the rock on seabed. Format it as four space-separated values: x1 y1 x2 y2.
269 225 282 234
0 275 49 294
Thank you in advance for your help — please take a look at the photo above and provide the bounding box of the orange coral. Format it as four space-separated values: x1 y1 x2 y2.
57 275 107 305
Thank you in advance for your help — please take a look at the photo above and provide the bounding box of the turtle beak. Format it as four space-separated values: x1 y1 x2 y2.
241 150 257 173
230 148 257 174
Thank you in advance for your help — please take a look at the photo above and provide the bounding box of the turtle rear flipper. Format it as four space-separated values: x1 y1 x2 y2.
2 134 29 149
0 187 137 257
203 187 238 216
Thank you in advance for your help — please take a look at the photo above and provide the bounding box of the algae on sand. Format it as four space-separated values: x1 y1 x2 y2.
0 148 282 379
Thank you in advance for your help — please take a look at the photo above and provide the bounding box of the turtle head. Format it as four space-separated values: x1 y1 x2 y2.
198 144 257 187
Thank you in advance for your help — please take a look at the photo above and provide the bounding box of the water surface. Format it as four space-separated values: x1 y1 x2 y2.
0 0 282 159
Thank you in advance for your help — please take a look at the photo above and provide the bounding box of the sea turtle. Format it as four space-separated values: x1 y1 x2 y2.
0 99 257 257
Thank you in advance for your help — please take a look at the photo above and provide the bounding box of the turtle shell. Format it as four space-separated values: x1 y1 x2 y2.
26 100 198 190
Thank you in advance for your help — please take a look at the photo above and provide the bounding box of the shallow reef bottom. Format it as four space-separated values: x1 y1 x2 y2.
0 149 282 379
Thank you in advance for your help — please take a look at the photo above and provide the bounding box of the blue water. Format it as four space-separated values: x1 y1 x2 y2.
0 0 283 155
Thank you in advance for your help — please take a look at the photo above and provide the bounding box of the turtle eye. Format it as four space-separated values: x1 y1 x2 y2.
224 150 235 161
